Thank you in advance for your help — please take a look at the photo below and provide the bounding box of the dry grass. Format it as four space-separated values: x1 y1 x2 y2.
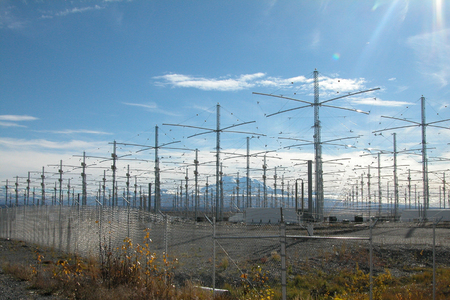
2 234 450 300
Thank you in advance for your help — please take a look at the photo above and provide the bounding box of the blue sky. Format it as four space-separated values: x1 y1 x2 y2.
1 0 450 206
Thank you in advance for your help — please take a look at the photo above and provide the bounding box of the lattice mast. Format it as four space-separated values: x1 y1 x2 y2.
313 70 324 220
420 96 429 216
155 125 161 212
254 70 379 221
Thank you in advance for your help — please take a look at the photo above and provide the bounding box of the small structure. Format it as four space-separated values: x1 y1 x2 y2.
244 208 298 224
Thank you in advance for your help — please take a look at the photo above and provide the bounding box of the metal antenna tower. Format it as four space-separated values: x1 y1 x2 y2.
373 96 450 220
164 103 262 220
115 125 187 211
254 70 379 221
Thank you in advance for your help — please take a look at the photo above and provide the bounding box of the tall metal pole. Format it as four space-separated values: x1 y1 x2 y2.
421 96 429 220
220 163 224 220
263 154 267 208
313 70 324 221
133 176 137 208
67 179 71 206
102 170 106 206
15 176 18 206
367 165 371 218
215 104 221 220
126 165 130 206
377 153 382 217
26 172 31 206
236 172 240 209
58 160 63 205
408 169 412 209
82 151 87 205
274 167 278 208
194 149 199 220
246 137 251 208
111 141 117 207
443 173 446 209
5 180 8 206
41 167 45 205
185 168 189 214
393 133 399 221
155 126 161 212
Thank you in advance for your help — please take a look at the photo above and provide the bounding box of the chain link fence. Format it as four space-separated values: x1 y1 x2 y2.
0 206 448 299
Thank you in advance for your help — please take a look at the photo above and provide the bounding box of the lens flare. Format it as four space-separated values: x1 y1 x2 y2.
332 53 340 60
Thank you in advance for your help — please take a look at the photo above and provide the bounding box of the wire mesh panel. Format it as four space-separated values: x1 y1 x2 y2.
213 222 281 297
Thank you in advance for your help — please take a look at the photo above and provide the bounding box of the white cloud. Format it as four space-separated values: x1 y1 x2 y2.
154 72 369 94
55 5 104 17
0 115 38 127
36 129 112 135
0 121 26 127
407 29 450 87
0 115 38 121
0 137 104 150
154 73 261 91
350 97 413 107
122 102 181 116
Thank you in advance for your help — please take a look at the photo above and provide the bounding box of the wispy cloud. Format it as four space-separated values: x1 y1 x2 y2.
0 121 26 127
350 97 413 107
0 137 103 150
36 129 112 135
407 29 450 87
0 115 38 127
55 5 104 17
0 115 38 121
122 102 181 116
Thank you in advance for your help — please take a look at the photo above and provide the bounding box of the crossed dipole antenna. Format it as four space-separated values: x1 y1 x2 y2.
373 96 450 221
253 69 379 221
164 103 264 221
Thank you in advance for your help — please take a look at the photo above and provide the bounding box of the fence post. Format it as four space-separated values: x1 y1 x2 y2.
433 217 442 300
280 208 287 300
369 222 373 300
433 219 436 300
213 217 216 296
